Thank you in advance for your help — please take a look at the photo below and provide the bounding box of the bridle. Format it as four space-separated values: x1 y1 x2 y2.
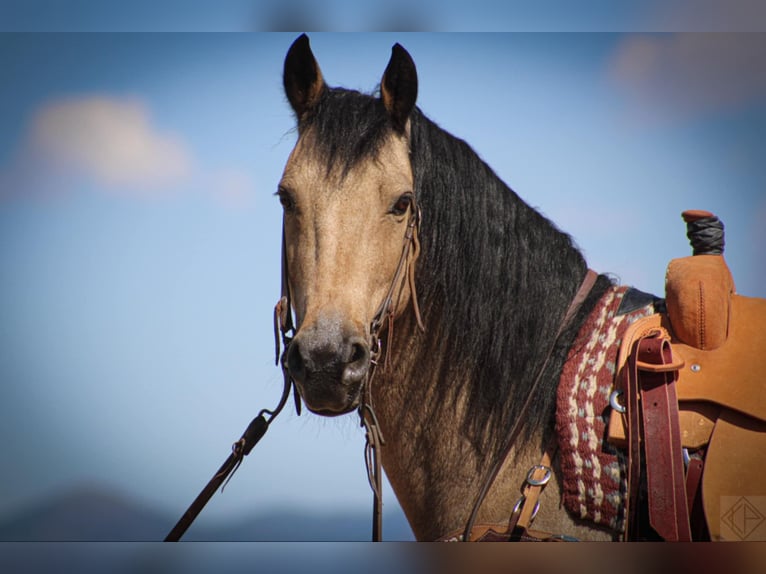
357 198 424 541
164 188 596 542
164 195 424 542
276 195 425 542
276 198 594 542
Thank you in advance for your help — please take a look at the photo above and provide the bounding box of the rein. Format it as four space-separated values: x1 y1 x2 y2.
163 375 293 541
164 225 302 542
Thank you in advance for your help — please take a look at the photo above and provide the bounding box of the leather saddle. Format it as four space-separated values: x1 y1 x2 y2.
608 211 766 541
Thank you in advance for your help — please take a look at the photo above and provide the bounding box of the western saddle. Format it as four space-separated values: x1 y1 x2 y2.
608 210 766 541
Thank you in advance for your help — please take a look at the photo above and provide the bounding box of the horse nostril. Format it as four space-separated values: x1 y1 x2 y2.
350 341 367 364
343 338 370 386
286 338 308 383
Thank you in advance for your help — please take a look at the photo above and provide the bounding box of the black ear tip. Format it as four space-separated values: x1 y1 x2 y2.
391 43 411 59
290 33 310 52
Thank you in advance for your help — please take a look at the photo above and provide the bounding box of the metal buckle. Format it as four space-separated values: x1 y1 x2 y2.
526 465 552 487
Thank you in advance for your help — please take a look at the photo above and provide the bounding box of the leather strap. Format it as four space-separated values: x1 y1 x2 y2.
435 444 560 542
360 198 423 541
624 333 643 538
438 523 568 542
164 402 290 541
685 457 705 537
275 223 302 416
513 449 554 535
626 330 692 541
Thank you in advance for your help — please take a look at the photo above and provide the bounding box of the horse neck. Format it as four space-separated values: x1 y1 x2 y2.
369 311 483 540
373 258 596 540
368 115 605 540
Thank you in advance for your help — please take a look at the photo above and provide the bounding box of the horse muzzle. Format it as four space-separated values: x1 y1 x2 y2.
286 319 371 416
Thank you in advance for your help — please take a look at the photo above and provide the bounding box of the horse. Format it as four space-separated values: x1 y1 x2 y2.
275 34 766 542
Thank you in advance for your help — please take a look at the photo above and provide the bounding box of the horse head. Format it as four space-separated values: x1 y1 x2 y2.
278 35 421 416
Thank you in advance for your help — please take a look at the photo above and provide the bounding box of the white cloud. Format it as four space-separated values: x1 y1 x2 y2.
27 95 192 189
609 34 766 119
1 94 259 208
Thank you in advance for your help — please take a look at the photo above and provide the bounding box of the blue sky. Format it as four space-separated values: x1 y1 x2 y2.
0 33 764 539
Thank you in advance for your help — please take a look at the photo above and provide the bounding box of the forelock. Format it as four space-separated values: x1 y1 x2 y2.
296 87 396 177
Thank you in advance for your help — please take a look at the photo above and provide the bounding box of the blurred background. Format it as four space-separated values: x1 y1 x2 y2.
1 3 765 561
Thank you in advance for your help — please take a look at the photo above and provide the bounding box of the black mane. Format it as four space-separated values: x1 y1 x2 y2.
298 86 612 460
295 87 391 177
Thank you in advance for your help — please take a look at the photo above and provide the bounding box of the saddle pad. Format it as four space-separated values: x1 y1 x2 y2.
555 285 655 533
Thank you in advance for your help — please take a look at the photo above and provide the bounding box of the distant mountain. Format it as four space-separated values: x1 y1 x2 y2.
0 483 174 542
0 483 415 541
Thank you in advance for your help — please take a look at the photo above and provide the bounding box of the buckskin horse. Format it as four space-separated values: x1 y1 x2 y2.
274 34 766 542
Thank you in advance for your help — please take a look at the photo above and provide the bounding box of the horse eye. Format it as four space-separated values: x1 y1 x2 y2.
390 193 413 217
277 189 295 212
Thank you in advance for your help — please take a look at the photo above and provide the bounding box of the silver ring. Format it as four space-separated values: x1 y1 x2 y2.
511 495 541 524
529 500 541 523
526 465 552 486
609 390 626 414
511 495 525 517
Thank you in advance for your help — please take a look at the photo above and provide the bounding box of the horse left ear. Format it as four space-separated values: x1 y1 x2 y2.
283 34 325 121
381 44 418 133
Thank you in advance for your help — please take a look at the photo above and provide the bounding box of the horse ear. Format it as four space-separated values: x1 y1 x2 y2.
283 34 325 120
381 43 418 133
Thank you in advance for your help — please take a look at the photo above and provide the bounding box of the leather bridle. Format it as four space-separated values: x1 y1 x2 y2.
357 198 424 541
165 193 596 543
278 197 425 542
164 197 424 542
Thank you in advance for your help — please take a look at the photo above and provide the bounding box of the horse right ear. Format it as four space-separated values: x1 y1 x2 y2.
381 43 418 133
283 34 325 120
